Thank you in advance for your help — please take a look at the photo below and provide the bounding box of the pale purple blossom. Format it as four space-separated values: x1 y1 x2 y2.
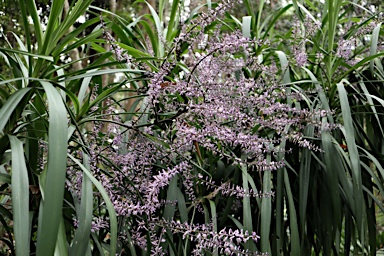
64 1 337 255
336 39 354 60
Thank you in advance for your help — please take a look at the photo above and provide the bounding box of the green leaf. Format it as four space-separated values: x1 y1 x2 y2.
69 154 93 256
337 52 384 81
276 51 291 85
12 33 30 66
358 81 384 135
262 4 293 40
36 82 68 256
0 88 32 134
0 173 11 184
209 200 218 256
242 16 252 38
369 22 382 75
256 0 265 38
53 0 94 53
177 188 188 223
241 163 257 252
42 0 65 55
62 68 145 82
274 137 286 255
246 173 261 207
78 69 97 107
53 17 101 56
90 233 106 256
163 175 178 221
228 215 244 230
337 80 364 235
299 125 314 238
260 153 272 254
358 147 384 181
0 47 54 62
321 119 342 236
302 67 334 123
8 135 30 256
145 1 164 56
20 0 43 51
117 43 153 58
54 217 69 256
166 0 180 42
284 168 300 255
68 154 117 256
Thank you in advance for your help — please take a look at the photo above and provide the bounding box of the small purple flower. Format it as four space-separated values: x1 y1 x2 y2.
336 39 354 60
295 50 308 67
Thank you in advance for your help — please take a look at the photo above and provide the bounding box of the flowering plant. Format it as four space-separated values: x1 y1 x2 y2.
0 0 383 255
68 1 335 255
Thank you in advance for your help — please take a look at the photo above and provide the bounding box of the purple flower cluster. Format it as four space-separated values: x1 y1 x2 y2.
334 20 379 66
103 29 133 66
154 28 324 167
158 219 264 255
220 182 275 198
66 1 336 254
336 39 355 60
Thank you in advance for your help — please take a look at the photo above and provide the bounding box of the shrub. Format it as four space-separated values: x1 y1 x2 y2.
0 0 383 255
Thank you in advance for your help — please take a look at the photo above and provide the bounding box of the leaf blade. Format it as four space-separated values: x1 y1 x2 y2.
36 82 68 256
9 135 30 256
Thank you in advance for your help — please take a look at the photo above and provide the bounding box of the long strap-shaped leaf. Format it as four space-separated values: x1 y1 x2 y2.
260 153 272 254
9 135 30 256
241 162 257 252
0 88 32 134
165 0 181 42
21 0 43 50
36 82 68 256
321 119 342 245
337 81 364 236
68 154 117 256
0 48 53 62
369 22 382 75
284 167 300 255
69 153 93 256
146 1 165 57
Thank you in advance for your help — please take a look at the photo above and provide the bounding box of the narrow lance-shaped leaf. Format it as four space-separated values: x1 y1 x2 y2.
241 162 257 252
54 217 69 255
276 51 292 107
260 153 272 254
41 0 64 55
242 16 252 39
146 1 165 57
0 88 32 134
165 0 181 41
68 154 118 256
284 168 301 255
53 0 94 51
369 22 382 75
69 153 93 256
36 82 68 256
0 48 53 62
299 125 314 238
337 81 364 236
23 0 43 49
209 200 218 256
9 135 30 256
321 118 341 236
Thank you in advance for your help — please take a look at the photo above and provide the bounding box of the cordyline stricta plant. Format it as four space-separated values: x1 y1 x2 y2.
1 0 383 255
64 1 331 255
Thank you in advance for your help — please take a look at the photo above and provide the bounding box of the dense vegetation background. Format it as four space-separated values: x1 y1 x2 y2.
0 0 383 255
